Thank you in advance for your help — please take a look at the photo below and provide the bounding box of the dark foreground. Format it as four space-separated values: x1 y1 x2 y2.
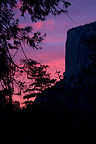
0 103 96 143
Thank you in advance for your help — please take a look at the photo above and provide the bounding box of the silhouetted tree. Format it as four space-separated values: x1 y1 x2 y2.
0 0 71 108
0 2 45 108
20 59 56 104
20 0 71 21
0 0 71 21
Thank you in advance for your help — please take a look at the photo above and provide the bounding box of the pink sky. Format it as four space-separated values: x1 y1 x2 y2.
14 0 96 78
13 0 96 105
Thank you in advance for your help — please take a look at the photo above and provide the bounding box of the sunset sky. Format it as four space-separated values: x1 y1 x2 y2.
12 0 96 103
14 0 96 77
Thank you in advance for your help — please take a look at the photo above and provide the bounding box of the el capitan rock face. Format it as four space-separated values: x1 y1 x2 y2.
65 22 96 78
35 22 96 112
33 22 96 128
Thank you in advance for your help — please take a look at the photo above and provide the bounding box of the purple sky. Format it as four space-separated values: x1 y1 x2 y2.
13 0 96 104
14 0 96 78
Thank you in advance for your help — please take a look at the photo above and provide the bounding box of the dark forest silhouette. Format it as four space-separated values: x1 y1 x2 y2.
0 0 74 142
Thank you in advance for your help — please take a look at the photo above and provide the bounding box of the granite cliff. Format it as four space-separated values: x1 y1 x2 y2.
65 22 96 78
35 22 96 115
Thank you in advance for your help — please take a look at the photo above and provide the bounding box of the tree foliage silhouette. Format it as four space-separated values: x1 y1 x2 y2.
20 59 56 105
20 0 71 21
0 3 45 108
0 0 71 21
0 0 71 108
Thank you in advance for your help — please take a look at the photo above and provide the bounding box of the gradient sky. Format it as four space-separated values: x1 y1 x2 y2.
14 0 96 78
13 0 96 104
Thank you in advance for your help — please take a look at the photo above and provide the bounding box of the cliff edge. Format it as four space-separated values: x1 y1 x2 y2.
65 22 96 78
35 21 96 113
